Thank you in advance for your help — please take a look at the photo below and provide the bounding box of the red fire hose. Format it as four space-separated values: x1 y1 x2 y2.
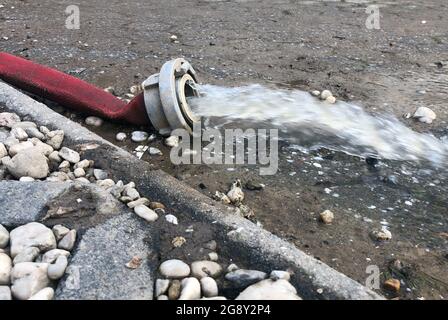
0 52 149 125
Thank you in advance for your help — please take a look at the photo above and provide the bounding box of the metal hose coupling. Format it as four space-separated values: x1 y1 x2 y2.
142 58 201 136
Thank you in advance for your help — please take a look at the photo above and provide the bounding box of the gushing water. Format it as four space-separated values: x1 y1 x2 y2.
188 84 448 166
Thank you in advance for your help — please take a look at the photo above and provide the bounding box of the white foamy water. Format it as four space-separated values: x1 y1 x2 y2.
188 84 448 166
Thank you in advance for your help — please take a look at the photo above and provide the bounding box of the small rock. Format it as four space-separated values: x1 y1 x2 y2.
149 147 162 156
227 179 244 205
0 112 20 128
168 280 181 300
157 294 169 300
93 169 108 180
413 107 436 124
200 277 218 297
191 261 222 279
155 279 170 297
179 277 201 300
28 287 54 300
127 197 150 209
116 132 127 142
104 86 115 94
11 262 50 300
270 270 291 281
53 226 71 242
131 131 149 142
159 259 190 278
325 96 337 104
310 90 320 97
0 286 12 300
48 151 61 163
320 90 333 100
45 130 64 150
73 159 90 170
58 160 71 171
172 236 186 248
170 34 178 42
236 279 301 300
227 264 239 272
85 116 103 127
165 214 178 225
24 127 45 140
13 247 40 265
39 126 50 135
237 204 254 218
214 191 231 204
74 168 86 178
225 269 267 287
134 205 158 222
129 85 141 94
0 225 9 249
123 187 140 200
245 180 264 191
125 256 142 269
58 147 80 164
41 249 70 264
371 227 392 241
165 136 179 148
319 210 334 224
204 240 217 251
208 252 218 261
47 255 68 280
96 179 115 189
384 278 400 293
149 202 165 210
19 176 35 182
0 253 12 285
10 222 56 258
58 230 76 251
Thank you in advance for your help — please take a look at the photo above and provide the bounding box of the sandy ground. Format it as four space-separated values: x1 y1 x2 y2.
1 0 448 299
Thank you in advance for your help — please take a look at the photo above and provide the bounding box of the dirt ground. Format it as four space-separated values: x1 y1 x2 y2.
1 0 448 299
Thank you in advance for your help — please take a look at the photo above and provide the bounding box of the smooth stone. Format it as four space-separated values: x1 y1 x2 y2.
0 253 12 285
208 252 218 261
7 147 49 179
319 210 334 224
96 179 115 189
131 131 148 142
11 121 36 130
85 116 103 127
58 160 70 170
127 197 150 209
270 270 291 281
115 132 127 142
236 279 301 300
0 224 9 248
58 147 80 164
58 230 76 251
11 262 50 300
149 147 162 155
74 168 86 177
191 261 222 279
227 264 239 272
134 205 158 222
73 159 90 170
10 222 56 258
41 249 70 264
225 269 267 287
159 259 190 278
19 176 35 182
320 90 333 100
13 247 40 264
48 151 61 163
93 169 108 180
179 277 201 300
24 127 45 140
155 279 170 297
48 255 68 280
168 280 181 300
28 287 54 300
200 277 218 297
45 130 64 150
165 214 178 225
0 285 11 300
413 107 436 124
52 225 70 241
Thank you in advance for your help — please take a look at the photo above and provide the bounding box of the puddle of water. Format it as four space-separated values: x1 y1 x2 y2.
188 84 448 166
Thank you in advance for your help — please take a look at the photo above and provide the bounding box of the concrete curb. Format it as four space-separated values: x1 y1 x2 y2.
0 81 384 300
